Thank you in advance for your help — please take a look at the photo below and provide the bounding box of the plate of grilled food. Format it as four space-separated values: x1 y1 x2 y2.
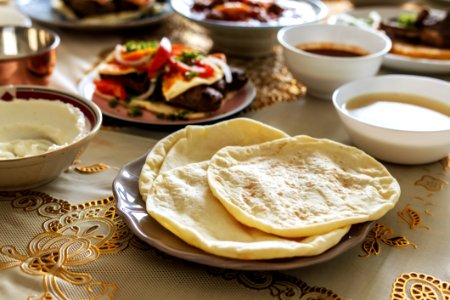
78 38 255 125
329 6 450 74
16 0 172 30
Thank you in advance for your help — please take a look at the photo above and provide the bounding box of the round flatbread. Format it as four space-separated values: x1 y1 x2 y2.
139 118 289 200
207 135 401 237
146 162 350 260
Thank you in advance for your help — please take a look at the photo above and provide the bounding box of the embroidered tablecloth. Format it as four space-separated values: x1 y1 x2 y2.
0 1 449 299
0 130 448 300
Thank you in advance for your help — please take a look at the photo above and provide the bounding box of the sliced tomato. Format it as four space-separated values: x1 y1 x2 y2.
195 61 215 78
147 37 172 76
94 79 127 100
171 44 195 57
210 52 227 62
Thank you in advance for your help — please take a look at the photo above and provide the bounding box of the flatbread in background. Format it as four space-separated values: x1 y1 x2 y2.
208 135 401 238
147 162 350 260
139 118 289 201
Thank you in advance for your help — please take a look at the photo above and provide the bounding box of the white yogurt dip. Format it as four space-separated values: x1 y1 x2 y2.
0 99 90 159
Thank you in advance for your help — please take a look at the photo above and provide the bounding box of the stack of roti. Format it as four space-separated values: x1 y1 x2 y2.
139 118 400 260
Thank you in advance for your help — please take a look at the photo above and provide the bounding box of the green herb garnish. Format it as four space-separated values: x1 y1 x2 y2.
184 71 199 79
177 51 203 65
155 110 191 120
397 13 417 27
108 98 119 108
127 106 143 117
124 40 158 52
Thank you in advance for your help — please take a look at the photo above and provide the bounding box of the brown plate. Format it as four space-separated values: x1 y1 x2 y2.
78 68 255 126
113 154 373 270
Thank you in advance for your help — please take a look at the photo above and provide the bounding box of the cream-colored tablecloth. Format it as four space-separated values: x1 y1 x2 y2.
0 2 449 299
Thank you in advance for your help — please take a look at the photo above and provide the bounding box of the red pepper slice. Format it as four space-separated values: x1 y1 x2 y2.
147 37 172 76
94 79 127 100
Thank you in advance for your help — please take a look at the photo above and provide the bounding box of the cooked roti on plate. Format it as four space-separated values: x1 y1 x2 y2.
139 118 289 200
207 135 401 237
146 162 350 260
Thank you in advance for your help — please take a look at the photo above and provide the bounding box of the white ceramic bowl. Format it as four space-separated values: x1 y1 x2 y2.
333 75 450 165
278 24 391 100
171 0 327 57
0 85 102 190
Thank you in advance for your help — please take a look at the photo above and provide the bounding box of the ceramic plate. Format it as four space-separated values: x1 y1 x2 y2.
171 0 328 29
78 68 255 126
329 6 450 74
113 154 373 271
16 0 172 30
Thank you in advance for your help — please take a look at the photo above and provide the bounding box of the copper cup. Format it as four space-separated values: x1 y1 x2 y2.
0 26 60 86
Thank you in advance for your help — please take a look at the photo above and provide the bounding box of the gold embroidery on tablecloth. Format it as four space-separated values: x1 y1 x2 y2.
391 272 450 300
43 195 133 254
414 175 447 192
74 163 111 174
440 156 450 171
360 224 416 257
207 269 343 300
398 205 430 230
0 194 134 299
0 191 71 217
0 232 116 299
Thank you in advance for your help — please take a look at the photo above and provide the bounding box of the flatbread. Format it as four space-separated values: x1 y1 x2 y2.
139 118 289 200
146 162 350 260
391 41 450 60
207 135 401 237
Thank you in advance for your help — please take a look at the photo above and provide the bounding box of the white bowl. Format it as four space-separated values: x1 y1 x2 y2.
333 75 450 165
0 85 102 190
171 0 327 57
278 24 391 100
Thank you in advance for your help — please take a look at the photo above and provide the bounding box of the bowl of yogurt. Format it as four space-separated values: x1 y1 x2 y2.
0 85 102 190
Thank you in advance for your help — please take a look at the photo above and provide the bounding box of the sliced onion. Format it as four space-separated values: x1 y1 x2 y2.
114 44 151 66
135 79 156 99
368 11 382 30
204 56 232 84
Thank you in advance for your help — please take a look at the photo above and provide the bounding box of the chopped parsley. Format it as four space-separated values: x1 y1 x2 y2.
108 98 119 108
127 106 143 117
397 13 417 28
155 110 191 120
184 71 199 79
125 40 158 52
178 51 203 65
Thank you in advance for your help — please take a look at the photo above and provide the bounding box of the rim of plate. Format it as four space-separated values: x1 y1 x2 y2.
170 0 328 29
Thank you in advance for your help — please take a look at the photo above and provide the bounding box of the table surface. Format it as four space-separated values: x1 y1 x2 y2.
0 1 449 299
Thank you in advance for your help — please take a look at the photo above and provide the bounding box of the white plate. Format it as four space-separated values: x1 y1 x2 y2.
329 6 450 74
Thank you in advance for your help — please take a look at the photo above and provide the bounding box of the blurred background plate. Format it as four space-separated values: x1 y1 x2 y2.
329 6 450 74
113 153 373 271
16 0 173 30
170 0 328 57
0 5 32 27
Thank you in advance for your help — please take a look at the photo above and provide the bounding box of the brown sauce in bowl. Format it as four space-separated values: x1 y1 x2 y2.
296 42 369 57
